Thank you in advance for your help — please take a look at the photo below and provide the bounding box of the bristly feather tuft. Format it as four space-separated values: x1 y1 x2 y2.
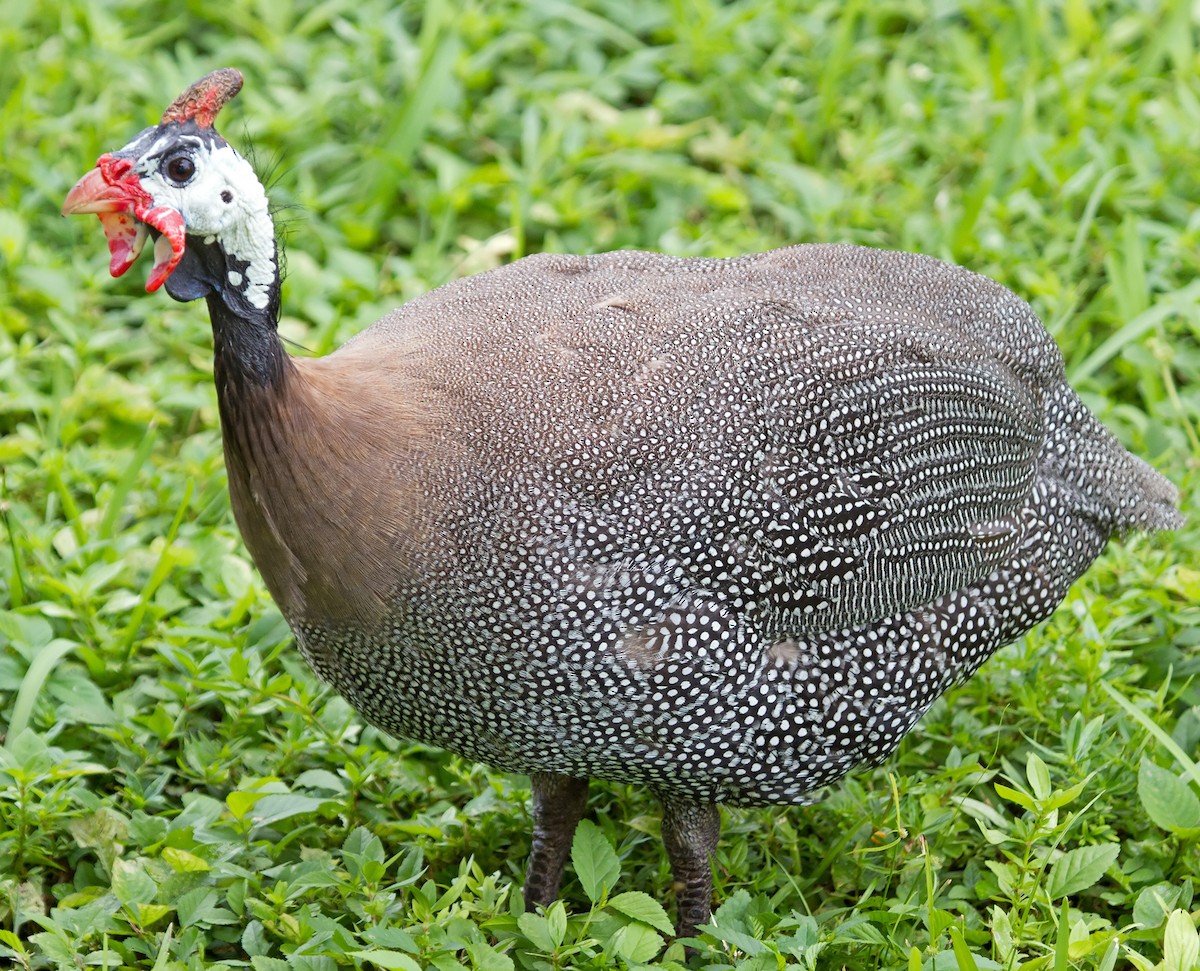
235 129 306 314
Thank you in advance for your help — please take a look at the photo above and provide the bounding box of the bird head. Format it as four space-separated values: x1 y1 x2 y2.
63 68 277 316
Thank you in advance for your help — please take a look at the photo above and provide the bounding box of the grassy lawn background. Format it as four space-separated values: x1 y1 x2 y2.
2 1 1199 968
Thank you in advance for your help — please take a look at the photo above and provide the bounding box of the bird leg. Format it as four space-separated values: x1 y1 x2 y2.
524 772 589 909
661 798 720 940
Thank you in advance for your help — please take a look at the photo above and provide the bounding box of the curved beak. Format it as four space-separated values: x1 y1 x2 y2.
62 158 185 289
62 167 132 215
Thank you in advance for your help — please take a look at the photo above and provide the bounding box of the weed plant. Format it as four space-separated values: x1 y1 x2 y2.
1 1 1198 968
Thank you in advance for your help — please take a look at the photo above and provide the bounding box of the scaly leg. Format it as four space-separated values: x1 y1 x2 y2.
661 798 720 940
524 772 589 908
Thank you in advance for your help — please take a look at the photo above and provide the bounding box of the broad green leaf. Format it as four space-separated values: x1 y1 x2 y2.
705 923 767 954
162 847 210 872
363 927 418 952
295 769 347 792
0 929 27 957
242 921 270 957
1164 566 1200 603
517 913 557 953
128 813 169 847
220 554 255 599
344 827 385 859
571 819 620 903
544 901 567 949
111 858 157 908
1045 843 1120 898
393 847 425 886
348 952 423 971
69 807 128 850
227 879 247 916
1174 709 1200 757
226 790 264 821
959 796 1009 830
0 611 53 651
987 861 1018 898
929 907 956 939
1124 948 1158 971
1163 909 1200 971
135 903 172 928
175 888 215 928
84 948 124 968
465 942 515 971
250 957 291 971
248 793 328 827
174 887 235 927
994 783 1036 812
28 933 75 964
608 891 675 935
992 906 1014 961
1135 883 1188 929
1047 779 1089 811
292 956 339 971
1138 761 1200 833
1027 753 1052 801
711 888 753 931
1068 916 1093 960
612 923 664 963
344 826 387 883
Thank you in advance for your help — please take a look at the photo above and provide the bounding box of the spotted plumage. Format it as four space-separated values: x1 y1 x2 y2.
282 246 1178 806
65 70 1182 939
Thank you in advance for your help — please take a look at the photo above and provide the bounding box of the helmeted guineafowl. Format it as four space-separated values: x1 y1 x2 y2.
63 69 1183 938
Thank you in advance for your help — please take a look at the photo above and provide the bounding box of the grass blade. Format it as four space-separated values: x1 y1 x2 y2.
1067 280 1200 386
6 638 80 743
1100 681 1200 790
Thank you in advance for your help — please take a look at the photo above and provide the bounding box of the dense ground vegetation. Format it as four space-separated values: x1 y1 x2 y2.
2 1 1199 968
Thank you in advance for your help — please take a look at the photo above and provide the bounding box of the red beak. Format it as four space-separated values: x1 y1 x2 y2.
62 166 137 215
62 156 187 291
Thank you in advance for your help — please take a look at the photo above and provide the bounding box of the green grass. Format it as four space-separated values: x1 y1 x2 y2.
2 0 1199 968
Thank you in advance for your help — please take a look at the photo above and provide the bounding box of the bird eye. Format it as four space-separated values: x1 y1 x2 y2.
163 154 196 185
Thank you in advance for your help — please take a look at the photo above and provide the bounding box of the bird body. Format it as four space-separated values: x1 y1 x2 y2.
64 70 1182 938
223 244 1176 809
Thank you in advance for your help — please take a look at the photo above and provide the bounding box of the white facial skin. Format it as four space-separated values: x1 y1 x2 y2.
126 128 277 310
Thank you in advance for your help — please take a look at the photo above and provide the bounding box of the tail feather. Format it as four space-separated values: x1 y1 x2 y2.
1117 451 1187 532
1042 383 1184 535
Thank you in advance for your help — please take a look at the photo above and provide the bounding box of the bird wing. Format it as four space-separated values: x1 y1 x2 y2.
702 309 1046 633
532 246 1058 634
350 244 1061 636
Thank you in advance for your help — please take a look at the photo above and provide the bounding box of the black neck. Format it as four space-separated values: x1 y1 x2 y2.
209 291 290 395
164 233 289 395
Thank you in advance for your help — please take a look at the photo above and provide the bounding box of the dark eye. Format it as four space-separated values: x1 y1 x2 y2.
163 154 196 184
